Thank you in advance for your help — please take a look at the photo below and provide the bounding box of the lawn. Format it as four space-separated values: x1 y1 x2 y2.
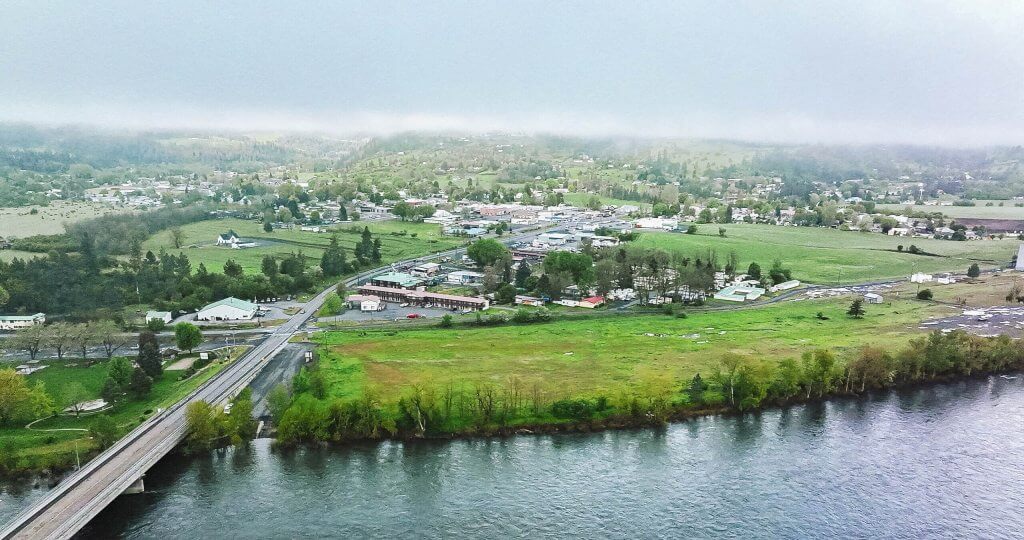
633 224 1019 284
141 218 463 273
311 297 948 405
563 192 651 211
0 348 246 473
0 201 131 239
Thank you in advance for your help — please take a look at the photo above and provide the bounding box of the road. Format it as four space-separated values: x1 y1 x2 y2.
0 226 552 540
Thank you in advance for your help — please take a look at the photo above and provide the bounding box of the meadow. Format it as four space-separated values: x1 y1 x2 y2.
141 218 463 273
633 224 1019 284
0 201 131 238
311 296 947 405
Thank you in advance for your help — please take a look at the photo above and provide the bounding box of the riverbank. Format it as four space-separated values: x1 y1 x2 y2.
68 374 1024 539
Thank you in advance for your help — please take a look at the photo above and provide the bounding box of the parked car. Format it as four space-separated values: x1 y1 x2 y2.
406 313 422 319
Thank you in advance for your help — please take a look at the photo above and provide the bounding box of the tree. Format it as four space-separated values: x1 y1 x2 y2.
847 299 865 318
169 227 186 249
391 201 413 221
371 238 382 263
184 400 222 453
146 318 166 332
495 283 517 304
223 259 244 278
967 263 981 279
746 262 762 280
137 332 163 379
229 388 258 443
175 322 202 353
718 227 727 237
7 324 47 360
514 260 532 288
466 239 509 267
685 224 698 235
61 382 90 416
320 235 349 277
917 288 934 300
267 384 292 420
129 367 152 399
46 322 75 360
0 369 52 426
261 255 279 278
439 314 453 328
89 415 120 449
72 323 98 359
107 356 134 389
263 221 274 233
687 373 706 405
100 377 121 402
94 320 127 359
0 285 9 307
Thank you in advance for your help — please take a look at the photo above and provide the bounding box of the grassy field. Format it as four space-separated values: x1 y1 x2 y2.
141 218 463 273
563 192 651 211
0 250 43 262
311 296 948 405
0 201 131 238
876 202 1024 220
924 272 1024 306
0 349 245 473
633 224 1019 284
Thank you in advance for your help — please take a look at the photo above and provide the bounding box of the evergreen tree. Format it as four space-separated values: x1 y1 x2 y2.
261 255 279 278
223 259 243 278
514 260 532 288
339 206 348 221
847 299 866 319
967 263 981 279
320 236 349 277
137 331 162 379
129 367 153 399
371 238 382 263
687 373 706 404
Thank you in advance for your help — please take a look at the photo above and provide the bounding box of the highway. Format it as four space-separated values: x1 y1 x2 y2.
0 226 551 539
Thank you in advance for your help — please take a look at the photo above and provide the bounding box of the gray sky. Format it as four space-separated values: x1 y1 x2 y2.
2 0 1022 145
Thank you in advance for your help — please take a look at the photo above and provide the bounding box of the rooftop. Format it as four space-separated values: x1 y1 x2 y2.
372 272 424 288
200 297 258 312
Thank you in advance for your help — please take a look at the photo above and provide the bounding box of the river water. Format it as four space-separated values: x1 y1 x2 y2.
4 376 1024 538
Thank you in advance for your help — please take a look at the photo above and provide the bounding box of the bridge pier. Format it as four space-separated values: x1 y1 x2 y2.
123 476 145 495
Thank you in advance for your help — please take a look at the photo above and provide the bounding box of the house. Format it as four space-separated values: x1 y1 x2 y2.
633 217 678 230
1016 244 1024 271
936 273 956 285
346 294 383 312
579 296 605 309
145 311 173 324
514 295 545 307
0 313 46 330
410 262 442 277
216 230 241 246
370 272 425 290
910 272 934 283
197 297 258 321
536 232 570 246
714 285 765 302
863 293 884 304
769 280 801 293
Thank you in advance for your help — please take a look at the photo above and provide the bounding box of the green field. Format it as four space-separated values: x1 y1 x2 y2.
312 297 946 405
0 350 243 473
141 218 463 273
0 201 131 238
563 192 651 211
633 224 1019 284
876 202 1024 220
0 250 43 262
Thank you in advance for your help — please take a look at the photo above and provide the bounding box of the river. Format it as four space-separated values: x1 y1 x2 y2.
4 376 1024 538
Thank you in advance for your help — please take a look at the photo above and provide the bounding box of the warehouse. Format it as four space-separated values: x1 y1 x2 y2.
358 284 489 311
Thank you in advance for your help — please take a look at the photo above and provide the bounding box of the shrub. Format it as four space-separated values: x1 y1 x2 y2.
917 289 934 300
550 399 596 420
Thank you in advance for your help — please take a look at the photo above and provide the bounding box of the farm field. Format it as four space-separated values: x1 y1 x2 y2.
0 349 244 472
0 201 131 238
312 296 948 405
876 202 1024 220
141 218 463 273
633 224 1019 284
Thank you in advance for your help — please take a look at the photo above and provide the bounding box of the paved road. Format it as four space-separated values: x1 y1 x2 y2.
0 227 553 539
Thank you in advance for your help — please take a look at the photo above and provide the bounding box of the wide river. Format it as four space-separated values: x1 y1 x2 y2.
4 376 1024 538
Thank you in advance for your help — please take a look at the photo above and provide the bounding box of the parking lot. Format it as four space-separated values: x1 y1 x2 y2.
319 302 458 323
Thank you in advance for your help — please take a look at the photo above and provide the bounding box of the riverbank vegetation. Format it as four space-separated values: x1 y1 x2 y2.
267 297 1021 444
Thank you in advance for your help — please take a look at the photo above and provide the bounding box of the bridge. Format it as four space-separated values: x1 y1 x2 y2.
0 228 555 539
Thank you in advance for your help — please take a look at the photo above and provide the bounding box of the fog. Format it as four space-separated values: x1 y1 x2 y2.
1 0 1022 145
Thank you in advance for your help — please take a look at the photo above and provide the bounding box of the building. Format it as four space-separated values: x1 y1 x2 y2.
197 297 258 321
446 270 485 285
410 262 442 277
714 285 766 302
145 311 173 324
346 294 383 312
633 217 678 230
216 230 241 246
863 293 884 304
514 295 545 307
1017 244 1024 271
910 272 934 284
769 280 801 293
358 284 489 311
0 313 46 330
579 296 606 309
370 272 425 290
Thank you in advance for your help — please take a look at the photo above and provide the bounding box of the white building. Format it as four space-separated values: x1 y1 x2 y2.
633 217 678 230
145 311 173 324
910 272 934 284
197 297 258 321
863 293 884 304
411 262 442 277
0 313 46 330
216 231 241 246
346 294 383 312
1017 244 1024 271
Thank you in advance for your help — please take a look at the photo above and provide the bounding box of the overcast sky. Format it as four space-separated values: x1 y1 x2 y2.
1 1 1022 145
